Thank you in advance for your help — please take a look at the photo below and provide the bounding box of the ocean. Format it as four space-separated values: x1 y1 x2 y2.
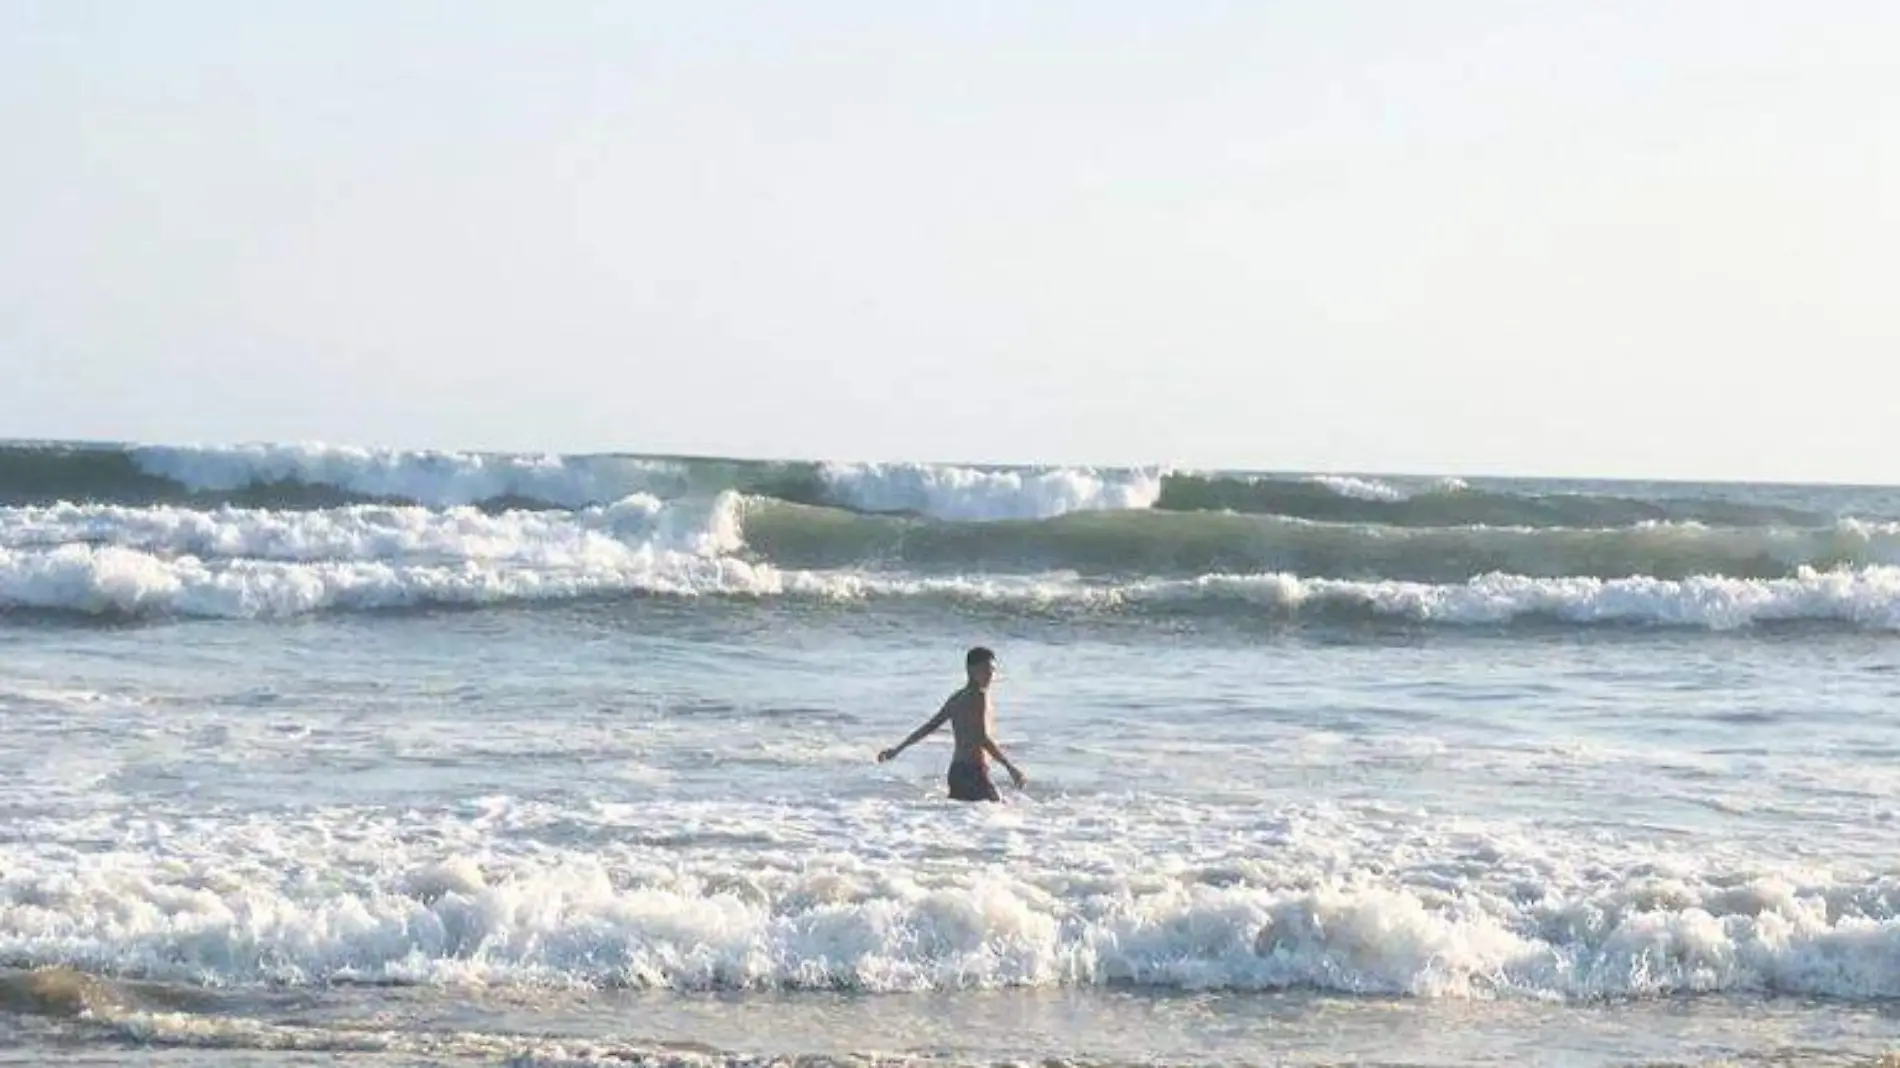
4 439 1900 1067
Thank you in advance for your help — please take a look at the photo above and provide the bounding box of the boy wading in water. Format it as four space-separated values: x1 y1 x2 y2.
877 646 1027 801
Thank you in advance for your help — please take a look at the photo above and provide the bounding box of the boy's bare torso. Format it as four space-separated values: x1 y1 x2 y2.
943 685 993 765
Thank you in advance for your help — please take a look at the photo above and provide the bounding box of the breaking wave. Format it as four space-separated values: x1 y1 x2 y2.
0 443 1160 523
7 800 1900 1001
1 441 1874 528
4 439 1899 630
7 526 1900 629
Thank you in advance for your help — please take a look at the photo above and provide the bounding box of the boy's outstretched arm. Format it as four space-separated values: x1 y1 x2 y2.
878 701 951 762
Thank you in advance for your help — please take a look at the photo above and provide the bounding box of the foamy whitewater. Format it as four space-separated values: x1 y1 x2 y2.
6 440 1900 1068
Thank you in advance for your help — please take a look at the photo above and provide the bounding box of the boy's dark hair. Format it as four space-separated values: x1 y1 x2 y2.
965 646 996 668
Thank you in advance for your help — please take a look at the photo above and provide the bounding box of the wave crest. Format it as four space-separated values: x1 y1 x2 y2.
817 461 1163 521
5 442 1880 529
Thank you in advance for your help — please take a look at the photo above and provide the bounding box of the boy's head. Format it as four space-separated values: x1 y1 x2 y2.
965 646 997 686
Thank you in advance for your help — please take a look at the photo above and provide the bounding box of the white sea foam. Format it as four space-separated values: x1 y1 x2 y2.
1306 475 1408 502
0 498 697 562
1112 567 1900 629
130 443 683 509
4 796 1900 1000
0 541 764 618
0 494 756 617
817 462 1163 521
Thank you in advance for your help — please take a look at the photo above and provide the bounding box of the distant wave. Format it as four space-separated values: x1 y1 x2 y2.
8 500 1897 586
7 522 1900 629
130 442 689 510
0 441 1852 528
0 443 1158 523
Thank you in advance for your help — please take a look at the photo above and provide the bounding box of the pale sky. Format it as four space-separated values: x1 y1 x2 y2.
2 1 1895 481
